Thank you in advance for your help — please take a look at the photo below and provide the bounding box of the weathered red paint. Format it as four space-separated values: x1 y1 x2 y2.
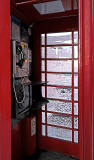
0 0 11 160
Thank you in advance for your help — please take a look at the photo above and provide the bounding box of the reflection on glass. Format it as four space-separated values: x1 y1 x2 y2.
74 117 78 129
74 131 78 143
47 46 72 59
62 0 71 11
74 103 78 115
47 32 72 45
74 31 78 44
41 34 45 45
47 87 72 100
41 73 45 82
74 74 78 87
42 60 45 71
74 89 78 101
42 125 46 136
42 105 45 111
41 47 45 58
47 100 72 114
73 0 78 9
47 74 72 86
42 87 45 97
47 113 72 128
47 60 72 73
74 60 78 72
47 126 72 141
42 112 45 123
33 1 65 15
74 46 78 58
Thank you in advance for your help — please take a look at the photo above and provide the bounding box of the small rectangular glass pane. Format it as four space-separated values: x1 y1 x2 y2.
74 103 78 115
47 32 72 45
47 113 72 128
42 105 45 111
42 125 46 136
47 74 72 86
34 1 65 14
47 60 72 72
74 89 78 101
74 60 78 72
74 74 78 87
62 0 72 11
47 100 72 114
41 34 45 45
42 86 45 97
47 126 72 141
74 31 78 44
47 87 72 100
41 60 45 71
47 46 72 59
74 131 78 143
73 0 78 9
42 112 45 123
41 73 45 82
41 47 45 58
74 46 78 58
74 117 78 129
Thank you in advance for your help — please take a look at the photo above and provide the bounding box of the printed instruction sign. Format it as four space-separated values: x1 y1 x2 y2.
31 117 36 136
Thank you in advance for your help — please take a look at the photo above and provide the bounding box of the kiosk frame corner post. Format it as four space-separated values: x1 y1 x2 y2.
0 0 11 160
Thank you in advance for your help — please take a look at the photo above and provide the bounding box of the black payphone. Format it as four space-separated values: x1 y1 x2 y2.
11 40 32 119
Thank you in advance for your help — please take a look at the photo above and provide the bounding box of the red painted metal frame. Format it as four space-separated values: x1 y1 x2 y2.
47 97 78 103
42 71 78 74
11 122 23 160
22 116 36 156
0 0 11 160
93 0 94 160
42 44 78 47
72 31 75 142
39 136 79 157
16 0 56 5
43 111 78 117
42 58 78 60
46 85 78 89
79 0 93 159
71 0 73 10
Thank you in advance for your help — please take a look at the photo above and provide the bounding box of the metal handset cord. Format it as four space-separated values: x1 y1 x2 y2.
13 75 25 104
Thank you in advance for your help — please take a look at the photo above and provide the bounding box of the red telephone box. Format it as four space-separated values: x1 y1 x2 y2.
0 0 94 160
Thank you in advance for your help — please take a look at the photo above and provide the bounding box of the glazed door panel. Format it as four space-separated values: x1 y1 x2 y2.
39 31 79 158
